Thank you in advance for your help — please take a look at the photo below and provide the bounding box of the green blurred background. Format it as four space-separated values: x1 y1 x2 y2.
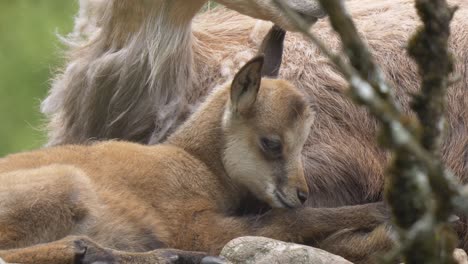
0 2 218 157
0 1 77 156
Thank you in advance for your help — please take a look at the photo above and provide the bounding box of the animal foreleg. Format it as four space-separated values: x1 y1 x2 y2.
317 224 395 264
0 236 210 264
177 202 392 256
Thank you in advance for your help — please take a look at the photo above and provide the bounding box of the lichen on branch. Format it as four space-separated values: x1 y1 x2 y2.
271 0 462 262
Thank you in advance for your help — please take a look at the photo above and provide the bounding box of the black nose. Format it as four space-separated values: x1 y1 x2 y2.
297 189 309 204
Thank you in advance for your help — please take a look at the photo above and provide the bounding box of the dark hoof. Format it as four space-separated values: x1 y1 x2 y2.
201 256 228 264
73 239 88 256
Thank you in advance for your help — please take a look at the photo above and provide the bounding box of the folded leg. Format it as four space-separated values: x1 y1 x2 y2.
0 236 209 264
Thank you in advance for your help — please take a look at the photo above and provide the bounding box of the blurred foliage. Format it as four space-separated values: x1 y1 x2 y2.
0 1 76 156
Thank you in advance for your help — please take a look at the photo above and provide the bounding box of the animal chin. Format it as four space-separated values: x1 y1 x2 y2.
288 0 327 19
296 12 319 25
274 191 295 209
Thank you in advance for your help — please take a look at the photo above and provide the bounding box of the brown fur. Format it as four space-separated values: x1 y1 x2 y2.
42 0 325 146
37 0 467 256
0 58 391 264
42 0 467 206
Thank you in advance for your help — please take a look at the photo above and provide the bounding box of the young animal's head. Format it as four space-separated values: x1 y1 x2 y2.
222 56 315 208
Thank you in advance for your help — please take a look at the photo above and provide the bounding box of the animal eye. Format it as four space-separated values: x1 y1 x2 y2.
260 137 283 158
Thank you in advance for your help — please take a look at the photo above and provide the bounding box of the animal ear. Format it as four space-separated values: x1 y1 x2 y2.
230 56 264 115
258 25 286 78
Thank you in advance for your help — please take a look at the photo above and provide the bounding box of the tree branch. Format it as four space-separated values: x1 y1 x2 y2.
270 0 462 262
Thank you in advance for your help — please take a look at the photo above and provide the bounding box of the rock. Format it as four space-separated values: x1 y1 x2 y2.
220 236 352 264
454 249 468 264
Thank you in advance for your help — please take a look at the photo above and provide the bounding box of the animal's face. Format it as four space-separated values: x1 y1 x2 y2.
222 57 315 208
214 0 326 31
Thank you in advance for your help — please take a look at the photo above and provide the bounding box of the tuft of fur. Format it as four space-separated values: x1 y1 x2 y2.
43 1 204 145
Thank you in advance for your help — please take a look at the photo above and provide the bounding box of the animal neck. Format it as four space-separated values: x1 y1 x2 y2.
166 86 246 205
118 0 207 143
44 0 208 145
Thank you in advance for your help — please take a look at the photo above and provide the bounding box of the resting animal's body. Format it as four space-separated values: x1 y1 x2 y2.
0 57 390 264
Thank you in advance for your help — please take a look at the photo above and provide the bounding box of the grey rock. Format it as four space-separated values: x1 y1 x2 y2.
220 236 352 264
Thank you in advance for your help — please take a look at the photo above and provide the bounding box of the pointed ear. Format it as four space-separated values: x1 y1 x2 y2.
230 56 264 114
258 25 286 78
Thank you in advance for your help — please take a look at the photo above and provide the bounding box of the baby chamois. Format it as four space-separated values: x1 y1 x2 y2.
0 56 390 263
